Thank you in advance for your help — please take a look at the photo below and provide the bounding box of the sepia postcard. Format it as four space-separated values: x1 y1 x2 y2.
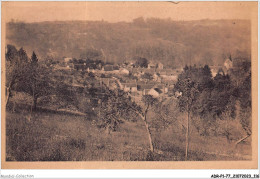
1 1 258 169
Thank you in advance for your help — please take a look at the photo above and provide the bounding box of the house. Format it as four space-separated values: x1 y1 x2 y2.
157 62 164 70
224 58 233 70
143 89 151 95
87 67 96 73
143 68 156 74
137 82 155 90
122 83 137 93
100 78 121 90
127 62 135 68
148 88 163 98
153 73 160 82
210 68 218 77
120 68 130 75
113 65 119 70
175 91 182 98
209 66 222 77
138 83 157 96
148 62 157 69
102 65 121 74
153 84 168 94
63 57 72 63
97 63 103 70
160 75 178 82
122 84 130 92
159 69 177 76
131 67 143 74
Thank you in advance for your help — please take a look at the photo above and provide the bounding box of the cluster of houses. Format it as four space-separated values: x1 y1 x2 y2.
99 77 173 100
52 57 183 100
52 55 250 103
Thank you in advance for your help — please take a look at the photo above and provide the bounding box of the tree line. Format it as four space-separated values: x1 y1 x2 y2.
174 64 251 160
7 19 250 68
6 45 49 110
6 45 71 115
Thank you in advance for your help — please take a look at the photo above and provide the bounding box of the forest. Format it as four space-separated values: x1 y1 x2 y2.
6 18 250 67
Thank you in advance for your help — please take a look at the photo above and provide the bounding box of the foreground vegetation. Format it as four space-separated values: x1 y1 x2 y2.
6 101 251 161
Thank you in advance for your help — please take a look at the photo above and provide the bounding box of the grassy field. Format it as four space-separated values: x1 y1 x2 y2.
6 102 251 161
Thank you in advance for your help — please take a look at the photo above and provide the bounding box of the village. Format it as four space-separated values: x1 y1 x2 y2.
49 55 246 106
4 18 253 164
51 57 183 103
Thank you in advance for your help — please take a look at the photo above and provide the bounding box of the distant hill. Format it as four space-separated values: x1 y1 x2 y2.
6 18 251 67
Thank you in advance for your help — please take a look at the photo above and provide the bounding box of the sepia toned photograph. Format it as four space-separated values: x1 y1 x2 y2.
1 1 258 169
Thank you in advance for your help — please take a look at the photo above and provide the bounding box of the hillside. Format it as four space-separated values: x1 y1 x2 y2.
6 18 251 67
6 98 251 161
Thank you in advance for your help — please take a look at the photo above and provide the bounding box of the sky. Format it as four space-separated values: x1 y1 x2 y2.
2 1 257 23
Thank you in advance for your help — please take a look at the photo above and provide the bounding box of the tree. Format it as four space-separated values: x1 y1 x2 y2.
31 51 38 64
174 66 200 160
97 87 134 133
174 65 241 159
193 67 240 142
51 79 79 110
18 52 54 111
5 45 29 107
96 85 158 159
6 45 18 106
141 95 158 154
134 57 148 68
228 59 252 144
210 72 236 119
17 48 29 62
133 17 146 27
6 45 18 62
236 71 252 145
151 96 180 132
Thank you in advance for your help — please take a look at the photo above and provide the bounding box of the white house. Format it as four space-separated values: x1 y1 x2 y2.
153 73 160 82
209 67 219 77
120 68 130 75
161 75 178 82
211 69 218 77
148 88 163 98
64 57 72 63
175 91 182 97
224 58 233 70
153 84 168 94
157 62 164 70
